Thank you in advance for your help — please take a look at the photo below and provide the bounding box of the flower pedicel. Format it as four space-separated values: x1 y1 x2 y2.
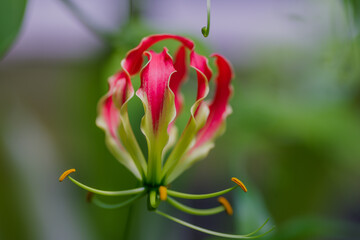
59 34 274 238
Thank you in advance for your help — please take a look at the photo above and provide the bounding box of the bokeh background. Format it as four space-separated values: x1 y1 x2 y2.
1 0 360 240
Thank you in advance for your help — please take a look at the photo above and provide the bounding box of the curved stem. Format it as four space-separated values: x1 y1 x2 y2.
245 218 270 237
59 0 112 44
201 0 211 37
148 189 160 210
91 193 145 209
155 210 275 239
167 186 237 199
68 176 145 196
167 196 224 216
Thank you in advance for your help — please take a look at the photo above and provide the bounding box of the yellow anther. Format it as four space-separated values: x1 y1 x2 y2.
231 177 247 192
218 196 233 215
159 186 167 201
59 169 76 182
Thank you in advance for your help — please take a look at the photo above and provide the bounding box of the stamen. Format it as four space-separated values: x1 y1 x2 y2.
91 193 145 209
217 197 233 215
167 196 225 216
231 177 247 192
59 169 76 182
159 186 167 201
167 186 237 199
86 191 94 203
67 176 146 196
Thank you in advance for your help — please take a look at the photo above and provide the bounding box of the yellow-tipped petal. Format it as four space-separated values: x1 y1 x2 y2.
217 196 233 215
59 169 76 182
231 177 247 192
159 186 167 201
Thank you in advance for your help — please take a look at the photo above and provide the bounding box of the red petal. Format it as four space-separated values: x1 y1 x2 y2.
189 51 213 116
190 51 212 101
103 97 120 139
194 54 234 147
170 46 187 116
100 71 134 142
122 34 194 76
137 48 176 130
110 71 133 106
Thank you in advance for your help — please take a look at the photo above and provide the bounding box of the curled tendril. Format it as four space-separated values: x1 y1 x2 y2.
202 0 211 37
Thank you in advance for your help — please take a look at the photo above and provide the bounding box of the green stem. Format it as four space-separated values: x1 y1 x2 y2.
166 196 224 216
167 186 237 199
122 204 134 240
68 176 145 196
155 210 275 239
245 219 270 237
128 0 141 23
201 0 211 37
91 193 145 209
148 189 160 210
146 136 162 185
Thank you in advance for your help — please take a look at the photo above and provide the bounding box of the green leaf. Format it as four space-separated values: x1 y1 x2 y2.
0 0 27 58
344 0 360 29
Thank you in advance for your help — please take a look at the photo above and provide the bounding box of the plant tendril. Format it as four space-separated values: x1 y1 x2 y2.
201 0 211 37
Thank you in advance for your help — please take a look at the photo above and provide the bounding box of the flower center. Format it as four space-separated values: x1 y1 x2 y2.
144 184 167 211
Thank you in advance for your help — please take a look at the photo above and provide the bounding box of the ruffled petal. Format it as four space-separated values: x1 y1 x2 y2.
96 76 142 179
164 54 233 184
101 96 120 140
111 71 133 108
193 54 234 147
97 71 131 142
162 51 212 182
96 72 145 180
113 71 147 176
122 34 194 76
136 48 177 185
163 46 188 158
137 49 177 130
170 45 188 115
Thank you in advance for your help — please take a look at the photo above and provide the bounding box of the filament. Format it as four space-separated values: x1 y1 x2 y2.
167 196 225 216
167 186 237 199
67 176 145 196
91 193 145 209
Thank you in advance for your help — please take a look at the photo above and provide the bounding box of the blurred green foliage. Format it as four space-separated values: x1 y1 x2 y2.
1 1 360 240
221 29 360 240
344 0 360 28
0 0 27 58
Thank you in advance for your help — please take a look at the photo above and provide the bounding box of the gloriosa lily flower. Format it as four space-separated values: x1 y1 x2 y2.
59 34 274 238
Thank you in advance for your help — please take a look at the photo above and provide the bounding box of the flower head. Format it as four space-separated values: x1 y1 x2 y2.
96 34 233 186
60 34 274 238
